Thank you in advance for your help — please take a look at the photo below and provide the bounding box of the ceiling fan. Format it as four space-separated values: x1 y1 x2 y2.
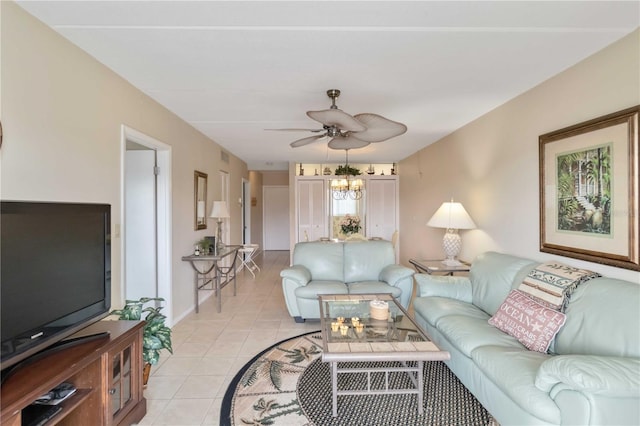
274 89 407 150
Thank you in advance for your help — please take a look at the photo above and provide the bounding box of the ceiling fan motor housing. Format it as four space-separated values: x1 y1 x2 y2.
327 89 341 109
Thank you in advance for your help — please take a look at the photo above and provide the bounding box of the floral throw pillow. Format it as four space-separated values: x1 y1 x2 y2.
488 290 567 353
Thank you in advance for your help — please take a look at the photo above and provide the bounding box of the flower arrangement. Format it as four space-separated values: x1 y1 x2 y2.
340 214 361 235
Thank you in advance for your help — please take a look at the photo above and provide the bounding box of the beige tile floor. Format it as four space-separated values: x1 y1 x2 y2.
138 250 318 425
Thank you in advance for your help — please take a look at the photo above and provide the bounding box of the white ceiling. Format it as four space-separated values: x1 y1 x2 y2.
17 1 639 171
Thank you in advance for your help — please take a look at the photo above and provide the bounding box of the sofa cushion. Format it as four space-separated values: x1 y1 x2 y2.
470 252 538 316
293 242 344 282
554 278 640 357
413 296 489 327
472 345 559 424
343 240 395 283
347 281 402 299
436 315 525 358
489 290 567 353
294 281 348 299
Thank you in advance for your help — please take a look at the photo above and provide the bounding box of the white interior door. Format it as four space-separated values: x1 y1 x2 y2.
263 185 290 250
242 179 251 244
367 178 397 241
125 150 157 300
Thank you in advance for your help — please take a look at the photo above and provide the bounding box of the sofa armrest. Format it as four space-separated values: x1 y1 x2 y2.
280 265 312 286
536 355 640 398
414 274 472 302
379 264 414 287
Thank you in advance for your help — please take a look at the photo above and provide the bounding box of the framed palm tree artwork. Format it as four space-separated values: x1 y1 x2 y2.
539 105 639 271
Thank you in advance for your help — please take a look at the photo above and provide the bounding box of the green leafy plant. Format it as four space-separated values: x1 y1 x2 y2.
198 238 214 254
110 297 173 365
334 164 361 176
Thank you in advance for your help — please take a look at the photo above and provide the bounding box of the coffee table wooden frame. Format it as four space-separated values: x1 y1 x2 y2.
318 294 450 417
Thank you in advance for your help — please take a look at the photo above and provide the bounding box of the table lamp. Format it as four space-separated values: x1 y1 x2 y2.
427 199 476 266
210 201 230 251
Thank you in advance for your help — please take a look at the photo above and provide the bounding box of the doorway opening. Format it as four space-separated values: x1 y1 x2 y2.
263 185 290 250
121 126 173 326
242 178 251 244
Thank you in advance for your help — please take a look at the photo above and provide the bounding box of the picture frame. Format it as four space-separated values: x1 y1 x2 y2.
194 170 208 230
539 106 639 271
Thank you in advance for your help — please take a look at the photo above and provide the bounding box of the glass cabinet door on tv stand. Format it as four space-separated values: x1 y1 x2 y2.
109 333 143 425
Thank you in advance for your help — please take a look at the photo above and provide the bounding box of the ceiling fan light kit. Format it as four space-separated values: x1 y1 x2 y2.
328 136 370 150
284 89 407 150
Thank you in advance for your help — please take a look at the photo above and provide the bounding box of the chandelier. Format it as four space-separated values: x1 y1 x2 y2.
331 177 364 200
331 150 364 200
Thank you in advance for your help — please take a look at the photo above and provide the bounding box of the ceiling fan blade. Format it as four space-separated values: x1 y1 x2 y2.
307 109 366 132
290 134 326 148
265 128 325 132
351 113 407 143
327 136 370 150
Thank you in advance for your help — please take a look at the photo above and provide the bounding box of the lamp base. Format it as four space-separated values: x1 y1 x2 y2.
442 229 461 260
441 258 464 267
216 221 226 251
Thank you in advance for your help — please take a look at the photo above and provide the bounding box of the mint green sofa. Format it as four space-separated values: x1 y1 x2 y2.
413 251 640 425
280 241 414 322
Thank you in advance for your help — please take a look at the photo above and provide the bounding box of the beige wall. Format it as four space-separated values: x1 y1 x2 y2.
262 170 289 186
399 30 640 282
0 2 248 323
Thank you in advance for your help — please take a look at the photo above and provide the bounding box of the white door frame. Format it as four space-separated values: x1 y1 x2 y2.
121 125 173 326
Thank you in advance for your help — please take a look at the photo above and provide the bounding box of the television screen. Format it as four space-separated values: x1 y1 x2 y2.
1 201 111 371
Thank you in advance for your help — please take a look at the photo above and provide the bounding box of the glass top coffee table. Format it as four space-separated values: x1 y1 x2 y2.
318 294 450 417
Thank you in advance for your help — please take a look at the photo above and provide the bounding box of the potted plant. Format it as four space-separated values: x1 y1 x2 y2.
334 164 361 176
110 297 173 384
198 237 214 254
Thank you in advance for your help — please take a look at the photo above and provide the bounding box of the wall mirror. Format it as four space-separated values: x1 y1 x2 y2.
194 170 208 230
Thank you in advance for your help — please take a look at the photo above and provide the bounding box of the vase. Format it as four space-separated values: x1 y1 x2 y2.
345 232 366 241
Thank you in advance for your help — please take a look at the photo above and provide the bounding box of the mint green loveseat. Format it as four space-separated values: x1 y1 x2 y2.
413 251 640 425
280 240 414 322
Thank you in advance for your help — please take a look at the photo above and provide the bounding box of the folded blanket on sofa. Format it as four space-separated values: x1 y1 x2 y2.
518 262 600 312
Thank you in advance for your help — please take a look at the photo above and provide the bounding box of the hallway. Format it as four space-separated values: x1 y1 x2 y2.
140 250 318 425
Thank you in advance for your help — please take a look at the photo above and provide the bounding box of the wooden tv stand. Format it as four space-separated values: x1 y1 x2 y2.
1 320 146 426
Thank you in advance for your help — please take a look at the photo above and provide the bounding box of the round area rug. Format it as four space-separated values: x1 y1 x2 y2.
220 332 494 426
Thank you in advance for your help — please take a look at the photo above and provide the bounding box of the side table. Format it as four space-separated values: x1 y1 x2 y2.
182 245 241 313
408 259 470 276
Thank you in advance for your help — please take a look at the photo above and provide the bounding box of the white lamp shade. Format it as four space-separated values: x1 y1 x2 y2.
427 201 476 230
210 201 230 219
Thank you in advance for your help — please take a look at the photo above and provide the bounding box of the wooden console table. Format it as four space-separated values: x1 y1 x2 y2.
182 245 241 313
1 320 146 426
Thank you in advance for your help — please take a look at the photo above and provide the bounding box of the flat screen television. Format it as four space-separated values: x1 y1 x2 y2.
1 201 111 372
